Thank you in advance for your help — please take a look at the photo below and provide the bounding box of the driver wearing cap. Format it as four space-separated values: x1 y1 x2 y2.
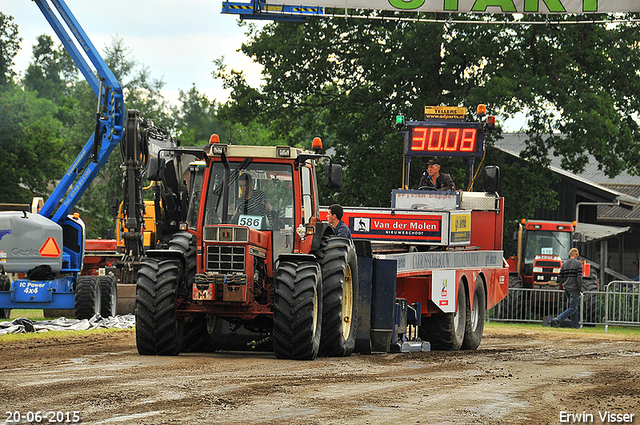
419 158 455 191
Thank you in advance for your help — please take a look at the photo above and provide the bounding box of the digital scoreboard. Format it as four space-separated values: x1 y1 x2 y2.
405 122 484 157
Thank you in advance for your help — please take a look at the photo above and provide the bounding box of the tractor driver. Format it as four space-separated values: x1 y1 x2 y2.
235 173 272 218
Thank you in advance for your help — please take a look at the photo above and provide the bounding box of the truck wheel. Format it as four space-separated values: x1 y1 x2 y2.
98 275 117 318
135 258 184 356
273 260 322 360
462 276 485 350
318 238 358 357
0 274 11 319
582 275 598 326
419 280 467 351
75 276 101 320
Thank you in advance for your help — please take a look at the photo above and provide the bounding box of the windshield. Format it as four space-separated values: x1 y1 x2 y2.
523 230 572 265
203 161 294 231
185 161 206 230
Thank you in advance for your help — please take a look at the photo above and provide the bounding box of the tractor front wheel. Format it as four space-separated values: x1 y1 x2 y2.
135 258 184 356
272 260 322 360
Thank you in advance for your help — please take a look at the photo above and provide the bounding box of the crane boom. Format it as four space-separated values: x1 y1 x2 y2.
34 0 124 223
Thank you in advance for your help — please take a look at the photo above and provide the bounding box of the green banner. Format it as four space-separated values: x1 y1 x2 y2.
276 0 638 14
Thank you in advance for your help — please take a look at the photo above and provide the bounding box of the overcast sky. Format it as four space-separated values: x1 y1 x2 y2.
0 0 265 105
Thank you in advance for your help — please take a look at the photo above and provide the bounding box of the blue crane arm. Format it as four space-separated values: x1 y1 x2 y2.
33 0 125 223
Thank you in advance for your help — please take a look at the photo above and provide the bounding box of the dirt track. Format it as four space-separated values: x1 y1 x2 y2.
1 325 639 425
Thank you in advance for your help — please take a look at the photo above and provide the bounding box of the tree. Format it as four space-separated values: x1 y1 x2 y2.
173 84 223 146
0 12 20 87
219 14 640 213
0 88 66 203
76 37 174 238
23 34 77 104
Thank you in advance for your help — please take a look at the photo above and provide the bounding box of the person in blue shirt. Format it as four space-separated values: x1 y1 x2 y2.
328 204 351 238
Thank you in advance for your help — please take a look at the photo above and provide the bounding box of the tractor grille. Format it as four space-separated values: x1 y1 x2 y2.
207 245 245 274
537 261 561 267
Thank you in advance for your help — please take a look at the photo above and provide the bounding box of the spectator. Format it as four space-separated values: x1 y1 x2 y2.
327 204 351 238
550 248 584 329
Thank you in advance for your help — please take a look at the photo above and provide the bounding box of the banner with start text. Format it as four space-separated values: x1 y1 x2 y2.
274 0 639 14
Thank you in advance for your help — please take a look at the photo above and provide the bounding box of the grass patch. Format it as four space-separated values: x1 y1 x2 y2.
0 327 133 343
0 309 48 322
485 320 640 338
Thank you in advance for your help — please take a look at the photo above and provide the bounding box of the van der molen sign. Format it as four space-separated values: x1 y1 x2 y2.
276 0 639 14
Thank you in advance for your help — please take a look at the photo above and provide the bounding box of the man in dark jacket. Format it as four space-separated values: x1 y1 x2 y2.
550 248 584 329
328 204 351 238
419 158 455 191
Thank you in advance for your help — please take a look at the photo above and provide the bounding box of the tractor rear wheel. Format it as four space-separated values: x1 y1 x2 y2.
75 276 101 319
318 238 358 357
135 258 184 356
496 275 524 320
98 274 117 318
419 280 467 351
273 260 322 360
462 276 485 350
582 274 598 326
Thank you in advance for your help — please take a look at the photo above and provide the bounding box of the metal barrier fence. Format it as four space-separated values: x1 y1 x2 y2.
488 281 640 330
604 280 640 331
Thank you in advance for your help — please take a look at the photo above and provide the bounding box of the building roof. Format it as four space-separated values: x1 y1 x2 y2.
493 133 640 212
494 133 640 185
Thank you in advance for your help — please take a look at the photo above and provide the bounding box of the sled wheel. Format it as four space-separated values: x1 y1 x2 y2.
419 278 467 351
462 276 486 350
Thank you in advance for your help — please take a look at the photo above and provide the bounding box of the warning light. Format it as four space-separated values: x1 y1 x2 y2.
312 137 322 153
39 237 61 258
209 134 220 144
476 104 487 117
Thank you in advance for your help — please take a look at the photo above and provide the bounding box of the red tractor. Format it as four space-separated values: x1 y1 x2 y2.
502 219 597 322
135 141 357 360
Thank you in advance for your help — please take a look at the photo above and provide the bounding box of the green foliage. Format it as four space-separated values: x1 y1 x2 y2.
219 15 640 227
0 12 20 87
0 87 67 203
23 35 77 104
173 84 223 146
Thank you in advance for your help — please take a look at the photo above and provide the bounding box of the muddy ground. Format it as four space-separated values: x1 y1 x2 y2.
1 325 639 425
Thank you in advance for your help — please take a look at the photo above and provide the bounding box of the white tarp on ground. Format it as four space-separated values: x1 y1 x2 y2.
275 0 640 14
0 314 135 336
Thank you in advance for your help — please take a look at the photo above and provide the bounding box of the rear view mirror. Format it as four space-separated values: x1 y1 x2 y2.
484 165 500 193
325 163 342 189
